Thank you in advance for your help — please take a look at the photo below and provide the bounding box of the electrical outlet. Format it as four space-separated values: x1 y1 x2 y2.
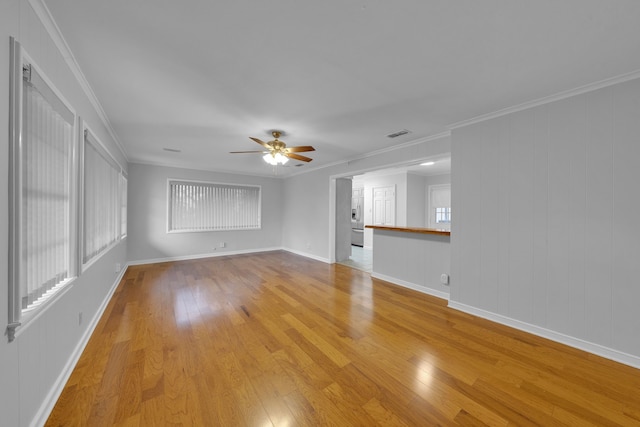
115 263 121 273
440 273 449 285
220 242 226 248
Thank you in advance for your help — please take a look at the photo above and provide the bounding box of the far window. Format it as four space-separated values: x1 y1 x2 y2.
435 207 452 224
82 128 124 266
168 180 261 232
427 184 451 230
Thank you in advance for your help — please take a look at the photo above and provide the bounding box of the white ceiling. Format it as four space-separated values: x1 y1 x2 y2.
44 0 640 177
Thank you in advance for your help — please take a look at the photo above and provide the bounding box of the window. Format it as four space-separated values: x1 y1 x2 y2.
8 39 78 339
120 173 128 238
82 128 124 266
435 207 452 224
168 180 261 232
427 184 451 230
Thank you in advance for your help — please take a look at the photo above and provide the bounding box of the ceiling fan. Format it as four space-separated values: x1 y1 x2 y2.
230 131 315 165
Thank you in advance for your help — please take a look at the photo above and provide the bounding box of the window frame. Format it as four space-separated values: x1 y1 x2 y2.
80 123 127 271
7 38 79 340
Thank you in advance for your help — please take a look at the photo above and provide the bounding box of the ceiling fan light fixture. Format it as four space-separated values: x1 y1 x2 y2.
233 129 314 165
263 152 289 165
275 153 289 164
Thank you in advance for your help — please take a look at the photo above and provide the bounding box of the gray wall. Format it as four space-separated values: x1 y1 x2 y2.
335 178 352 262
451 77 640 363
1 1 128 425
127 163 283 262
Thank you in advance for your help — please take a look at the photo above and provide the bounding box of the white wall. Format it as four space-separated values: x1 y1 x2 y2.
0 1 128 425
127 163 283 262
424 174 451 191
451 77 640 364
280 167 333 261
406 173 426 227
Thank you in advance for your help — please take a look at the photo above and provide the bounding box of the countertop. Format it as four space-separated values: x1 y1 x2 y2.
365 225 451 236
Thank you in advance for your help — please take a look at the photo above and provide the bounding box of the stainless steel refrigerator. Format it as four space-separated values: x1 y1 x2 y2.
351 187 364 246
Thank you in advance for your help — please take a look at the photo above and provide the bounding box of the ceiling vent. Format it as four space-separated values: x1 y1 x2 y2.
386 129 411 139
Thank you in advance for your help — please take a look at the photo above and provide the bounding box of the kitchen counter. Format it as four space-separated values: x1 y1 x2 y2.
365 225 450 236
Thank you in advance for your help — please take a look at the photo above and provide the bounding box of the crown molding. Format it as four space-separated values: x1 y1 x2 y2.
450 69 640 130
28 0 128 161
346 131 451 163
128 159 288 180
285 131 452 178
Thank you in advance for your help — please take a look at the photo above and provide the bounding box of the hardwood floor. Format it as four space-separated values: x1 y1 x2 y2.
46 251 640 426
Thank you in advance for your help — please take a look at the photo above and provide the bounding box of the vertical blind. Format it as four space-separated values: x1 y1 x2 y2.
83 131 121 265
168 180 261 232
21 64 75 310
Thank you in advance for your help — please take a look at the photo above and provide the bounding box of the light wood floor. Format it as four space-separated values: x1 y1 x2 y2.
46 251 640 426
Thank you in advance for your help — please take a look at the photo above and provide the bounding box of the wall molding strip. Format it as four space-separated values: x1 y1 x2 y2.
450 69 640 130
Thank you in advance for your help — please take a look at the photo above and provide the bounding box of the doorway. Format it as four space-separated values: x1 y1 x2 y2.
330 154 451 271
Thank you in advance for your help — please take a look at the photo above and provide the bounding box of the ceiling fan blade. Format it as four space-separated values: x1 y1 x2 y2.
229 150 266 154
285 145 315 153
285 153 313 162
249 137 271 148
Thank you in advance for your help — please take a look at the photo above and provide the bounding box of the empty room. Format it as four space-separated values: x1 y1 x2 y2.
2 1 640 426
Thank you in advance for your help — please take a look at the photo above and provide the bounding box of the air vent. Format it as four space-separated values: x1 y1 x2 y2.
386 129 411 138
163 148 181 153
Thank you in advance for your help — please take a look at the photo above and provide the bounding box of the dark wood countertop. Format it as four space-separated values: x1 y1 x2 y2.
365 225 451 236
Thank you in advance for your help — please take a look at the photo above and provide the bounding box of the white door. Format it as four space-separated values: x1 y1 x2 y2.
372 186 395 226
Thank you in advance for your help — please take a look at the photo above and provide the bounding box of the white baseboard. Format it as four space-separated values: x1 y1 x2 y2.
127 247 284 266
282 247 331 264
128 247 332 268
448 301 640 370
371 272 450 301
128 246 331 268
32 267 127 427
